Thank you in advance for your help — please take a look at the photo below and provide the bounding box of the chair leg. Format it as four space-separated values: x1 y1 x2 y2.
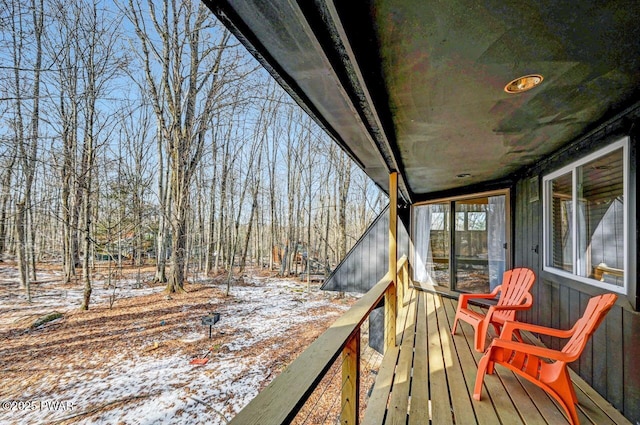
473 349 492 400
549 388 580 425
475 320 490 352
475 331 486 352
548 368 580 424
487 359 495 375
563 396 580 425
451 299 466 336
563 368 578 404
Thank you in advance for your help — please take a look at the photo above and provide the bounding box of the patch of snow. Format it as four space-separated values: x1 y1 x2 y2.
1 270 360 424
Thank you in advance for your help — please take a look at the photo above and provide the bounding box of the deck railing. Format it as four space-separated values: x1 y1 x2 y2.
228 255 410 425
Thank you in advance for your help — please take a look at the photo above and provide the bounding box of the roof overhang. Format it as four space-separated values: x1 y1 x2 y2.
204 0 640 204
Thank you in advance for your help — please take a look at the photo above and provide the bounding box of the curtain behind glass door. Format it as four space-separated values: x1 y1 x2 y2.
413 203 449 286
454 196 506 293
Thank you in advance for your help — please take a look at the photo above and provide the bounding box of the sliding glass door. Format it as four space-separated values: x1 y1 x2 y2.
413 192 509 293
453 196 506 293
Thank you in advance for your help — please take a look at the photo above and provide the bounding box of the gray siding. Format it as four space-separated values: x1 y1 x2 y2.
321 204 409 293
321 204 410 354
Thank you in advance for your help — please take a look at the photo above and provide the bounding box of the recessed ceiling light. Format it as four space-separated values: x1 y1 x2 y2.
504 74 544 94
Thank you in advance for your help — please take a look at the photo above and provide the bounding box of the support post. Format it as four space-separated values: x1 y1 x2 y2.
341 332 360 425
403 260 409 302
396 261 404 308
385 172 398 350
400 259 407 306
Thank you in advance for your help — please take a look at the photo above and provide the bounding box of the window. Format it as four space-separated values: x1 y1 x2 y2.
431 212 447 231
467 212 487 231
543 138 628 293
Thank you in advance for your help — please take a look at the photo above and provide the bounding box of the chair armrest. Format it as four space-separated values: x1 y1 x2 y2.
491 304 531 312
484 305 530 326
458 286 502 308
490 338 572 363
499 320 575 341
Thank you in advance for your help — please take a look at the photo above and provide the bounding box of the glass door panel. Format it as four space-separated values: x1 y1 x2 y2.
453 195 506 293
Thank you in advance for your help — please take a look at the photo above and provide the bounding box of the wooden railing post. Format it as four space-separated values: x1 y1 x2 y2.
228 275 392 425
386 172 398 350
341 332 360 425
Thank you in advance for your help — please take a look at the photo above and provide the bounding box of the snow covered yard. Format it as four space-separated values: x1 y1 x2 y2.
0 265 359 424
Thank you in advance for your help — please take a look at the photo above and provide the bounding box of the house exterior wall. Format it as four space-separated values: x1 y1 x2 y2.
322 204 410 353
319 106 640 422
321 204 410 293
513 103 640 423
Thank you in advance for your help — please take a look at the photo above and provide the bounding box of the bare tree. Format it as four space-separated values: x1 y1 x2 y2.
239 88 278 274
120 100 154 267
74 0 125 310
225 124 262 294
0 145 17 259
127 0 235 292
265 100 285 271
204 112 220 276
6 0 44 301
336 149 352 261
48 0 82 284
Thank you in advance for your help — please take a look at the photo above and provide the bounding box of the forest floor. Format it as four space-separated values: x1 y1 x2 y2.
0 262 373 424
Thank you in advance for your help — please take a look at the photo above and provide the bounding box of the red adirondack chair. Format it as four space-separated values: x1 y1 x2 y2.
473 293 618 425
451 267 535 352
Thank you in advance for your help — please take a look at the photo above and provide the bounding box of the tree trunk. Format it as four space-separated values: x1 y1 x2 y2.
16 202 30 301
166 200 188 293
154 127 169 283
0 148 17 260
239 171 261 273
205 139 218 275
337 151 352 260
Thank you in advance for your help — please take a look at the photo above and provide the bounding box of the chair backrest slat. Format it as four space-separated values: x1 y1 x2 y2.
494 268 535 323
561 293 617 360
496 268 535 307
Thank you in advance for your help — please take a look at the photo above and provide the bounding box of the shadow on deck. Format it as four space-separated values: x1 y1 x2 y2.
363 288 630 425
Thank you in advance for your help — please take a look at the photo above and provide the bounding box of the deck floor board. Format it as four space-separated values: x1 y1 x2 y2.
385 295 417 425
364 289 631 425
408 290 430 425
440 296 500 425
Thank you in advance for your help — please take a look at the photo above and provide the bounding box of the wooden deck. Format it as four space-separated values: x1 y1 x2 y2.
363 288 630 425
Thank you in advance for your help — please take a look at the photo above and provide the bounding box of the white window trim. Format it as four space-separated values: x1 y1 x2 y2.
542 137 629 294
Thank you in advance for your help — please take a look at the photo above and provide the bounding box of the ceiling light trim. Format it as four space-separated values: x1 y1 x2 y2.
504 74 544 94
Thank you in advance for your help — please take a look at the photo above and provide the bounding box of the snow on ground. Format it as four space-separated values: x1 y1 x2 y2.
0 266 163 328
0 265 359 424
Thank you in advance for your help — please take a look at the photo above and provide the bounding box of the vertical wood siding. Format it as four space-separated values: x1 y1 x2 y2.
321 205 409 293
513 115 639 423
321 205 410 354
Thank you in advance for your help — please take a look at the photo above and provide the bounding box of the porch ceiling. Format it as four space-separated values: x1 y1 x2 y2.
204 0 640 203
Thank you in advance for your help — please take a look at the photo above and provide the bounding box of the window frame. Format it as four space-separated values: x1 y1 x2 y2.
542 137 629 294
